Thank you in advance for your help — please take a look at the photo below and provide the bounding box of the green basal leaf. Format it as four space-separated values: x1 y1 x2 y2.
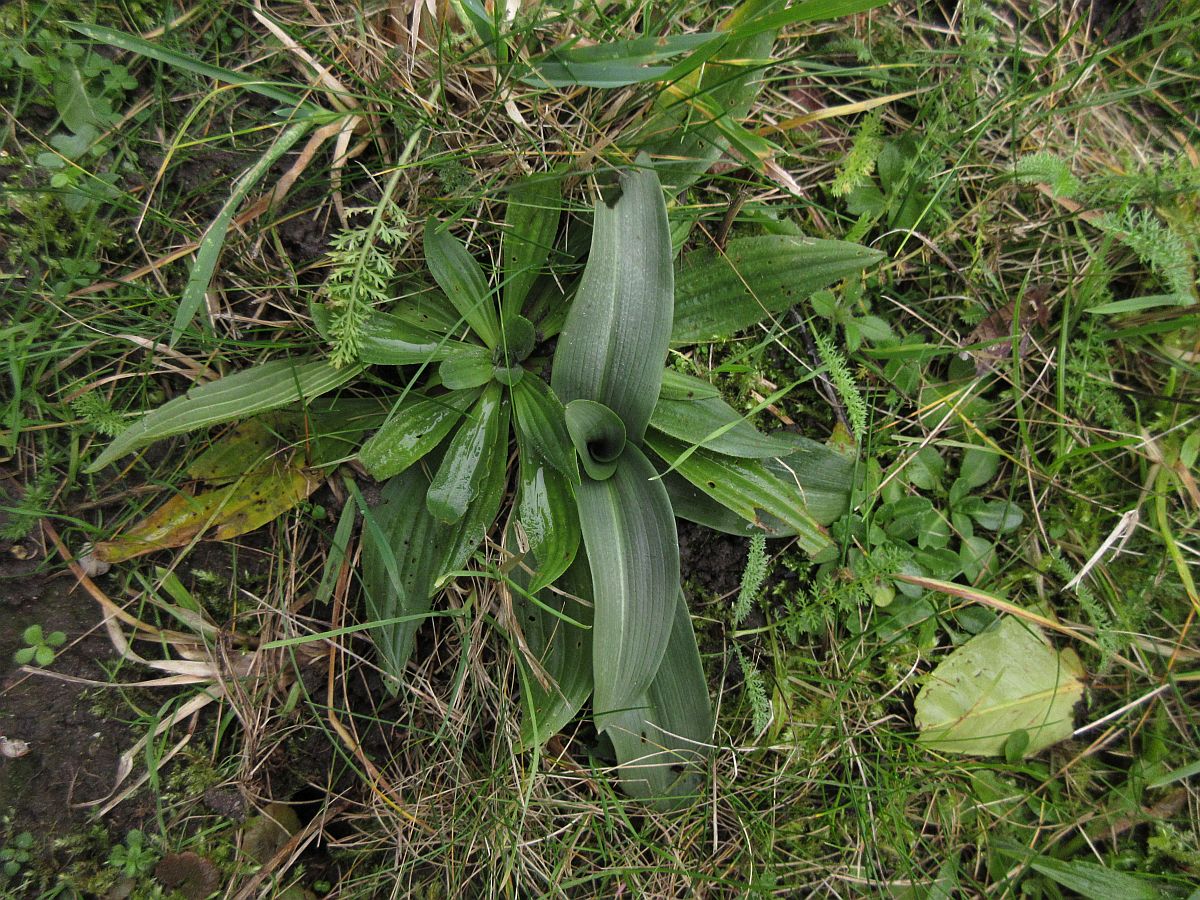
497 315 536 367
763 436 858 525
602 589 714 809
915 615 1086 757
671 235 885 345
657 466 784 536
502 176 562 321
358 390 480 480
645 432 833 555
426 382 503 523
514 451 581 593
439 346 495 390
441 393 512 574
520 32 722 88
355 311 479 365
511 376 579 483
578 443 679 726
513 550 593 749
88 358 362 472
658 369 721 401
650 389 797 458
424 218 501 349
388 289 465 335
564 400 626 481
359 467 452 691
551 160 673 444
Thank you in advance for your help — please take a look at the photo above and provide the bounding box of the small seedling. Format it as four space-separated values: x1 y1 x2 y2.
107 829 157 878
13 624 66 667
1 831 34 877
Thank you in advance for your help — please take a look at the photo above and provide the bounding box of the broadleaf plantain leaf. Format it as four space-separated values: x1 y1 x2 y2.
426 382 503 523
354 311 479 365
915 615 1085 757
88 358 362 472
514 452 581 593
511 376 579 483
671 235 884 345
438 346 495 390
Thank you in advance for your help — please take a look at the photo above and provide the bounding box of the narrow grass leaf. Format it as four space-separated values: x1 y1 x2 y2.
64 22 313 109
671 235 884 344
424 218 501 349
521 33 722 87
88 358 362 472
578 444 678 724
173 120 312 345
552 161 673 444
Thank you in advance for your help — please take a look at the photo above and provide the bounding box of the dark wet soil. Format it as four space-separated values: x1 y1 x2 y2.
0 530 149 843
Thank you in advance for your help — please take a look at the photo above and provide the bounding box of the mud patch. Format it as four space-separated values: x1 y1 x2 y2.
0 534 149 843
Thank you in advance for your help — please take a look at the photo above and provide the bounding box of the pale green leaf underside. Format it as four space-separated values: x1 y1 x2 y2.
88 358 362 472
915 615 1086 757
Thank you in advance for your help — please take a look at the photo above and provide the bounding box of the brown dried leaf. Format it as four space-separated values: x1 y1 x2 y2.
963 286 1051 375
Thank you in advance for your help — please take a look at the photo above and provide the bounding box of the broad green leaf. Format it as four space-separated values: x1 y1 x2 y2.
671 235 884 345
578 444 678 724
186 418 282 482
88 358 362 472
915 615 1085 756
511 376 579 483
502 176 562 320
514 453 581 593
496 315 536 367
646 432 833 555
520 32 723 88
64 22 312 109
564 400 626 482
423 218 501 349
731 0 890 39
966 499 1024 533
54 60 113 134
763 437 858 524
174 121 313 345
551 161 673 445
358 390 479 480
441 394 512 573
658 467 779 536
360 467 451 689
438 346 494 389
658 369 721 401
960 447 1000 489
388 289 465 335
355 311 479 365
650 390 797 458
426 383 503 523
603 590 714 809
513 551 593 748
